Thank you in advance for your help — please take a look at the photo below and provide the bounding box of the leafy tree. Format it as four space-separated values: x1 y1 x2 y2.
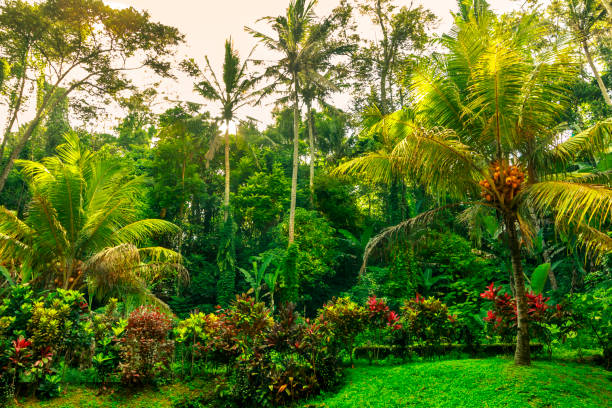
0 133 184 305
276 208 338 311
0 0 183 193
233 163 291 240
338 6 611 365
553 0 612 106
182 39 259 220
350 0 436 113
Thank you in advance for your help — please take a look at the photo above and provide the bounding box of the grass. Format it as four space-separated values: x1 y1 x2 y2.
10 379 210 408
302 357 612 408
10 357 611 408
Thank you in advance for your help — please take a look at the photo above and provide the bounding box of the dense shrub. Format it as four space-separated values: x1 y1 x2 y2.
390 295 456 358
567 284 611 368
92 302 126 386
316 297 367 364
0 285 91 397
119 306 174 385
174 311 218 376
208 296 342 407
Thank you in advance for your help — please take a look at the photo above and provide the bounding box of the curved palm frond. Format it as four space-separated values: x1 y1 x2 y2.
525 180 612 231
361 202 473 273
112 219 180 245
543 119 612 166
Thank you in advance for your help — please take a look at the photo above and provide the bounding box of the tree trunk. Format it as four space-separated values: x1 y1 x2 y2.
504 213 531 366
601 0 612 19
224 120 230 221
0 68 27 163
288 75 300 245
307 102 315 207
0 111 44 193
583 40 612 106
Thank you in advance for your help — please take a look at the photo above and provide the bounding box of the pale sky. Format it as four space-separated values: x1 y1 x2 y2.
96 0 523 131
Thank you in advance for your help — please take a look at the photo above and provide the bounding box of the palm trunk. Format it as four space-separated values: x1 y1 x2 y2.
582 40 612 106
504 213 531 366
224 120 230 221
307 102 315 207
288 75 300 245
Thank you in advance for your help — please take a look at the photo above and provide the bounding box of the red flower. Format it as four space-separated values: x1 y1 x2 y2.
415 293 425 303
448 314 457 323
386 311 399 325
480 282 500 300
484 310 496 322
12 337 31 353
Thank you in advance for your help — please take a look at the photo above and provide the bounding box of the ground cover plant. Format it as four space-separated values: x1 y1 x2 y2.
0 0 610 406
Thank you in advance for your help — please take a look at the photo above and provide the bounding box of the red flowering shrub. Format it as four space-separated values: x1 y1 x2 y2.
480 282 571 347
119 306 174 385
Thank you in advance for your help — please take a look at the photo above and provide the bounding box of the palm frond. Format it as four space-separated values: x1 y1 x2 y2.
525 181 612 230
543 119 612 165
361 203 471 272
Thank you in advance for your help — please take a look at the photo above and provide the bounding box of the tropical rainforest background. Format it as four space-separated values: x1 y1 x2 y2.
0 0 610 406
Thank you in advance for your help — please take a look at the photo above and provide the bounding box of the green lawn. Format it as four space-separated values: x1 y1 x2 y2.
302 358 612 408
11 379 209 408
12 358 611 408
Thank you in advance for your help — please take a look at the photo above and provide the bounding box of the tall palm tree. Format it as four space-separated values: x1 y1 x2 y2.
182 39 259 221
0 133 184 305
337 8 611 365
301 56 348 204
247 0 334 244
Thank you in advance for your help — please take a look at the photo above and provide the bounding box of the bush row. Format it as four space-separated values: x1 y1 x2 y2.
0 283 606 406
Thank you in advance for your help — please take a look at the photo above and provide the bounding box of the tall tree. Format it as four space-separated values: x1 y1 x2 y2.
338 6 611 365
300 38 350 204
352 0 436 113
247 0 334 244
182 39 258 220
560 0 612 105
0 0 183 193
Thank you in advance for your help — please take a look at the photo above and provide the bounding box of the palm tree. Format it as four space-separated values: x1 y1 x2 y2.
337 7 611 365
301 57 348 205
0 133 184 305
181 39 258 221
247 0 335 244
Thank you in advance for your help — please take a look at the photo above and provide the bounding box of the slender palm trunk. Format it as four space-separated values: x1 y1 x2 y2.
224 120 230 221
288 75 300 245
504 213 531 366
307 102 315 207
582 40 612 106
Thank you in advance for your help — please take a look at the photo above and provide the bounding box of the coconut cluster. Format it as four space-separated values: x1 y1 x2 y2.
479 162 525 205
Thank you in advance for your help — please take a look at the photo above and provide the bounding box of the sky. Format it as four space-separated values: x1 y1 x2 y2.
99 0 520 131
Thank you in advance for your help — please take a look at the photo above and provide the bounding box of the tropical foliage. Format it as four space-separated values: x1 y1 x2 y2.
0 0 610 406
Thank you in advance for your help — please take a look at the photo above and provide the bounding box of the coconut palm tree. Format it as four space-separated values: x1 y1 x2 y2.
247 0 336 244
0 133 184 305
337 8 611 365
182 39 259 221
301 58 348 205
